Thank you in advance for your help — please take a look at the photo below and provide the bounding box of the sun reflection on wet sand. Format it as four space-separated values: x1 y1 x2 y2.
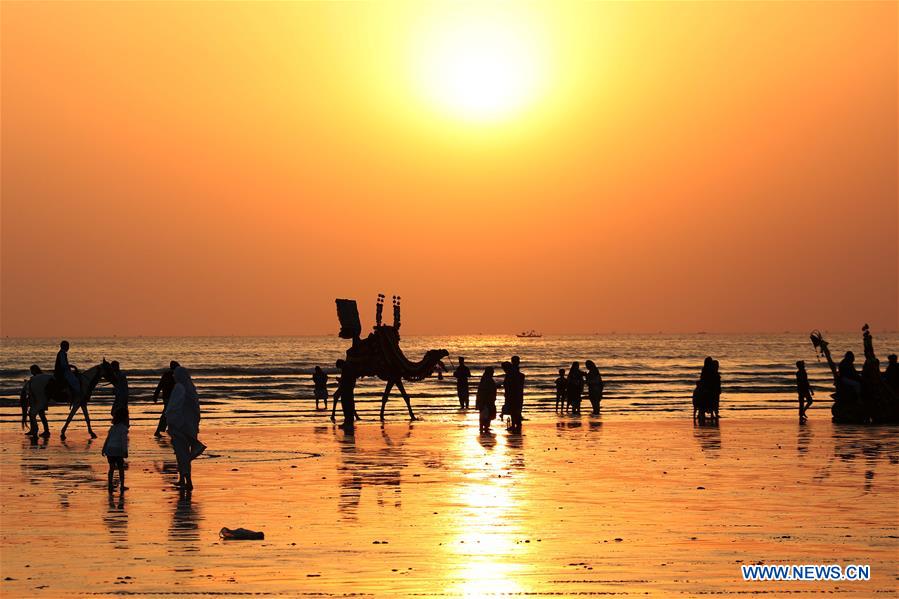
445 431 531 596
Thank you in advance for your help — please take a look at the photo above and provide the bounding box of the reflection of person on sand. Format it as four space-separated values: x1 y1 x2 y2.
169 492 202 549
453 357 471 409
22 365 50 438
566 362 584 415
152 361 179 438
165 367 206 490
585 360 604 415
795 360 814 422
101 409 129 493
476 367 497 432
554 368 567 411
313 366 328 409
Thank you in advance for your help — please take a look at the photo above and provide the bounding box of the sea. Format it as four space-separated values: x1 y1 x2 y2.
2 333 896 426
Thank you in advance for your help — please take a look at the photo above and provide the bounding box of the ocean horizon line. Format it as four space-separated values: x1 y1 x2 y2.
3 329 897 341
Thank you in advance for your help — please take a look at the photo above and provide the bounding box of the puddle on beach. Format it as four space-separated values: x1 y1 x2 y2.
1 416 897 597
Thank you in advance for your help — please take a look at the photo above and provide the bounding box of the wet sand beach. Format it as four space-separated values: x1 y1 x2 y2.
1 415 896 597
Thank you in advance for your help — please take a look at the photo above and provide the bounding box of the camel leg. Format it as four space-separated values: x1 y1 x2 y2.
396 380 416 421
380 381 396 421
80 403 97 438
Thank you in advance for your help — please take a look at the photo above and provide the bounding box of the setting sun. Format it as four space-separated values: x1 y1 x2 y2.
413 8 548 122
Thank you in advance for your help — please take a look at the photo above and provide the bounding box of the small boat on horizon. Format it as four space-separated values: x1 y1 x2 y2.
516 330 543 338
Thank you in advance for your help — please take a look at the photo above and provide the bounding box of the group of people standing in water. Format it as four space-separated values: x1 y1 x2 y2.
451 356 526 432
554 361 604 415
444 356 604 427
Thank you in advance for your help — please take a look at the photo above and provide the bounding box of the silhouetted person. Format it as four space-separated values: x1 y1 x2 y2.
166 367 204 490
476 367 497 432
884 354 899 393
554 368 567 411
330 365 362 423
694 357 719 423
54 340 79 401
504 357 525 433
710 360 721 418
795 360 814 422
585 360 604 415
861 357 882 421
152 361 179 437
313 366 328 410
566 362 584 415
110 361 129 425
59 340 96 440
453 357 471 409
102 409 129 494
838 350 862 401
336 359 358 432
23 365 49 438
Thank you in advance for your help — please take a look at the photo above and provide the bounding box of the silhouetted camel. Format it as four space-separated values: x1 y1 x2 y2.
333 295 448 421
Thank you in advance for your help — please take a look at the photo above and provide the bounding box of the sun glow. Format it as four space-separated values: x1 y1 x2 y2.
413 9 549 123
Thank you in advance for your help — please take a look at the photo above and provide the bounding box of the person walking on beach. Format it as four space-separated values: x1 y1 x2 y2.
554 368 567 411
795 360 814 422
58 341 97 440
152 361 179 438
566 362 584 415
102 409 129 493
166 367 204 490
22 365 51 439
330 363 362 424
335 359 359 432
313 366 328 409
453 357 471 409
110 361 129 425
476 367 498 432
585 360 604 415
505 356 525 433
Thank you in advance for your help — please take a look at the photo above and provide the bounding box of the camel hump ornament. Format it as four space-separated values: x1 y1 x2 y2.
335 295 449 420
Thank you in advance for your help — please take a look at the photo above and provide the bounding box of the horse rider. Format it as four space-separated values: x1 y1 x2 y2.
54 340 80 401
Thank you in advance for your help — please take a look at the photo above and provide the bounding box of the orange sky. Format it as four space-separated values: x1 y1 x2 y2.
1 1 896 337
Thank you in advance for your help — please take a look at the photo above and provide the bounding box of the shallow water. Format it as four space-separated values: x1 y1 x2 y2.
2 333 896 426
1 417 896 597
